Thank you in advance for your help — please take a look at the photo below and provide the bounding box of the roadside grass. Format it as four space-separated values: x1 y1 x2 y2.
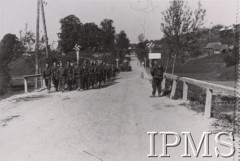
165 79 236 132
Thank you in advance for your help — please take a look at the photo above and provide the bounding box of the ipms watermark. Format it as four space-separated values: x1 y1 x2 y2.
147 132 235 158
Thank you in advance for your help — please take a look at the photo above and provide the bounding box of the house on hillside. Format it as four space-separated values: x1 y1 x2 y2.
203 42 229 55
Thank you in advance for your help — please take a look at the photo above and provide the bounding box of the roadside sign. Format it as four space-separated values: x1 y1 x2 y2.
148 53 161 59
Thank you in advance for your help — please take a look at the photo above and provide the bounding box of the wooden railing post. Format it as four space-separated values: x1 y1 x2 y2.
24 78 28 93
205 88 213 118
183 82 188 101
170 79 177 99
162 77 166 91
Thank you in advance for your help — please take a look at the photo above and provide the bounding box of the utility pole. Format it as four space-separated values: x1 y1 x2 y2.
35 0 40 88
40 0 49 58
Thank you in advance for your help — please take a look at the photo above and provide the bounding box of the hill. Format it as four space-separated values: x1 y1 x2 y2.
159 53 235 82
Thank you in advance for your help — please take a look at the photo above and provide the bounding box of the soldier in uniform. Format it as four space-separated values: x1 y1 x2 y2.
89 61 97 89
58 61 67 92
103 62 107 84
52 61 59 91
150 60 164 97
42 62 52 93
99 61 105 87
67 61 75 91
111 64 116 78
74 61 82 91
81 60 88 90
107 64 111 80
93 61 98 88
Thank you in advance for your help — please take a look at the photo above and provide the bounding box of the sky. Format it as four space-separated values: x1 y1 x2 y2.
0 0 239 44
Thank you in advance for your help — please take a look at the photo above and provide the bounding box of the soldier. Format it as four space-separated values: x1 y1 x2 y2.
67 61 75 91
99 61 105 87
89 61 96 89
111 64 116 78
81 60 88 90
59 61 67 92
74 61 82 91
150 60 164 97
52 61 59 91
93 61 98 87
107 64 111 80
102 62 107 84
42 62 52 93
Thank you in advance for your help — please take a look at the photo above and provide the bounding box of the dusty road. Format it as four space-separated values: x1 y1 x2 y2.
0 55 234 161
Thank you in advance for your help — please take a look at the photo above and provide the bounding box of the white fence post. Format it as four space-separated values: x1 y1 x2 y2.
183 82 188 101
162 77 166 91
205 88 213 118
170 79 177 99
24 78 28 93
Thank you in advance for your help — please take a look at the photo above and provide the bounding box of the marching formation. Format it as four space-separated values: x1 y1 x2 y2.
42 60 118 93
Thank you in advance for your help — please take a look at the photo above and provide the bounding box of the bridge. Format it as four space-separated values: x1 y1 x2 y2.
0 54 234 161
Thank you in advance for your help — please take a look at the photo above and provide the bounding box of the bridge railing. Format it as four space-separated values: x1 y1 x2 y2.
163 73 237 118
23 74 44 93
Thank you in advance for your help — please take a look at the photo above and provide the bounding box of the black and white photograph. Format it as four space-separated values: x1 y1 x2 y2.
0 0 240 160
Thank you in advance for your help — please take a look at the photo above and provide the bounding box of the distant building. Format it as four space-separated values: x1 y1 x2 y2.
203 42 229 55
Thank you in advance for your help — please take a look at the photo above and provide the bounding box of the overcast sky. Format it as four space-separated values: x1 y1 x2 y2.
0 0 238 44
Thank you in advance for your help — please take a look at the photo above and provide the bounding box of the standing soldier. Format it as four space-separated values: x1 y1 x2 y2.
150 60 164 97
89 61 96 89
81 60 88 90
97 61 103 88
59 61 67 92
93 61 98 87
111 64 116 78
107 64 111 80
52 61 59 91
75 61 82 91
103 62 107 84
67 61 75 91
59 61 66 92
42 62 52 93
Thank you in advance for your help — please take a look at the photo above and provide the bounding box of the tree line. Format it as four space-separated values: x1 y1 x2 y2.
136 0 240 74
58 15 130 56
0 15 130 95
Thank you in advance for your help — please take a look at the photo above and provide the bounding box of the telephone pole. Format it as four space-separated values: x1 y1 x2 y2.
35 0 40 88
40 0 49 58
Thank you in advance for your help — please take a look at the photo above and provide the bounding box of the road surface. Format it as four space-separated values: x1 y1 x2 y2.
0 54 234 161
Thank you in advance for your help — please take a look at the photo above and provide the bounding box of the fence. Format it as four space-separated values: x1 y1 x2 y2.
23 74 44 93
163 73 237 118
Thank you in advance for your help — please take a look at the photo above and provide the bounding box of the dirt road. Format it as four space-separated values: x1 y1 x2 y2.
0 55 233 161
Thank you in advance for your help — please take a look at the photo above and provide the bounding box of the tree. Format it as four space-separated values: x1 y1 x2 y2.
58 15 82 54
0 34 24 95
100 19 116 51
138 33 145 43
80 23 104 51
160 0 206 73
116 30 130 51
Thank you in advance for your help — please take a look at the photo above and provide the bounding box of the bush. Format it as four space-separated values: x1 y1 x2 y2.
0 70 11 95
224 54 237 67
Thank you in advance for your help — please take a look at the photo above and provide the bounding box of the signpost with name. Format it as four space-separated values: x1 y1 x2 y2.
148 53 161 59
146 42 155 67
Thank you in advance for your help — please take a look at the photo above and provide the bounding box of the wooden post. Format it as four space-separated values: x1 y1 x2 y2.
170 79 177 99
183 82 188 101
40 0 49 58
162 77 166 91
205 88 213 118
35 0 40 89
24 78 28 93
40 76 43 88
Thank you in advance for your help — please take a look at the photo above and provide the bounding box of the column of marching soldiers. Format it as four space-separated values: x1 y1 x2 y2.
42 59 118 93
